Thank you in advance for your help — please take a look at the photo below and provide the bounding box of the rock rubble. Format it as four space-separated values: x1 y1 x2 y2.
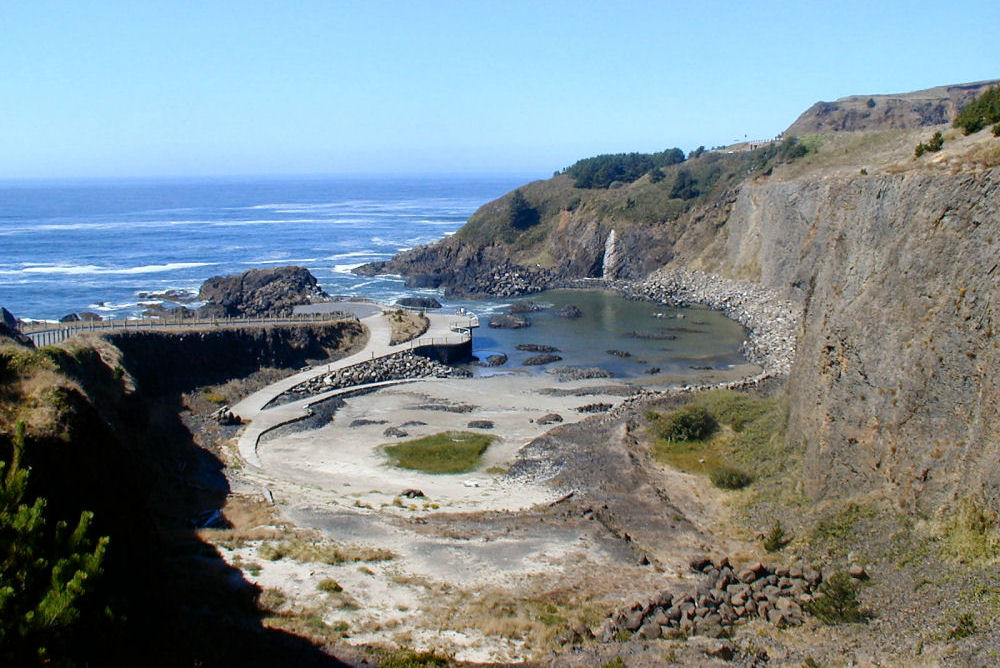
596 557 823 642
274 351 470 403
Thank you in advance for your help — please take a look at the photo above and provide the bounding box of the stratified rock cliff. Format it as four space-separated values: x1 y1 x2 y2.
358 81 1000 518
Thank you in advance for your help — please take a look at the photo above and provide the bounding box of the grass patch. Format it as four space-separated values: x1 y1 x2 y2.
939 497 1000 564
710 466 752 490
376 649 453 668
258 539 396 564
648 390 788 486
386 309 430 345
382 431 496 474
805 571 868 624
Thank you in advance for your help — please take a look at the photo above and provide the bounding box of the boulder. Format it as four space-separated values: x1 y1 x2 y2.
1 307 18 328
383 426 409 438
395 297 442 309
59 313 80 323
537 413 563 425
507 300 543 313
197 265 328 318
515 343 560 353
484 353 508 367
553 304 582 319
78 311 103 322
522 353 562 366
467 420 494 429
488 314 530 329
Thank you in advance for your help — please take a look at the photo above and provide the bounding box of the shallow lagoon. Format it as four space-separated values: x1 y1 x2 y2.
463 289 749 383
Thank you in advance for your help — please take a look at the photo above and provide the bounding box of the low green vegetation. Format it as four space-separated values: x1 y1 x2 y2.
377 649 453 668
804 571 867 624
954 85 1000 135
763 521 791 552
948 612 977 640
561 148 685 188
914 130 944 157
1 423 110 665
939 497 1000 563
710 466 753 490
382 430 496 474
648 390 788 493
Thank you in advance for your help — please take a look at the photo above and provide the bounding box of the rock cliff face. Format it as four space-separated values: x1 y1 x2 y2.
197 266 328 317
784 80 999 135
711 169 1000 515
359 82 1000 516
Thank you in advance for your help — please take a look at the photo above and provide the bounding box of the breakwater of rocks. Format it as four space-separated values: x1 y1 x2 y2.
596 556 827 642
269 351 471 406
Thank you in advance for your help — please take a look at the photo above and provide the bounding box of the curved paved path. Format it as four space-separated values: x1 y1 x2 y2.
232 308 475 469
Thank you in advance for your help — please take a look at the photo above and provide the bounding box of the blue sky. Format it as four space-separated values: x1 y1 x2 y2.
1 1 997 179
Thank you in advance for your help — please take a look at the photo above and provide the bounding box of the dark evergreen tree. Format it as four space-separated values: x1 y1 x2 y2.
507 189 539 230
0 422 109 665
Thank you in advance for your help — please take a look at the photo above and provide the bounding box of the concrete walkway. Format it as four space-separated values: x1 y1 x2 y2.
232 308 475 469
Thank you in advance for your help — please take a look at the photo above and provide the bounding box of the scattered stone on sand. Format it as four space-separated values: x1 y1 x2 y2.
401 489 425 498
349 418 387 427
467 420 495 429
575 403 613 413
547 367 615 381
606 349 631 358
383 426 409 438
537 413 563 425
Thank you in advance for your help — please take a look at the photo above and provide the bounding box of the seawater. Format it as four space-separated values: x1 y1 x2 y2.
0 175 748 380
0 175 530 320
469 289 748 381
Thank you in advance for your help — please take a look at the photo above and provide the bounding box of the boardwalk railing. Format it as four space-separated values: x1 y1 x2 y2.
17 312 354 347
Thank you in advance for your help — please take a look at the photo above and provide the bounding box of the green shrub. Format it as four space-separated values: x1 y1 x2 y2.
993 123 1000 137
805 571 866 624
763 521 790 552
914 131 944 157
948 612 976 640
562 148 686 188
0 422 110 665
954 86 1000 135
657 405 716 442
710 466 753 490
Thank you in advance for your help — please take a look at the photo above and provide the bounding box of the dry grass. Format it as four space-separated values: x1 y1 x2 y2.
257 538 396 565
386 309 430 345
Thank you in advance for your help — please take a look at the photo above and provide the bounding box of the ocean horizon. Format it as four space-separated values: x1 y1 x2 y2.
0 174 538 321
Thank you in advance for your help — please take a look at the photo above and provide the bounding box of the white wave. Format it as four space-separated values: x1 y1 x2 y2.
12 262 215 276
323 251 382 261
333 263 367 274
246 258 319 265
87 302 139 311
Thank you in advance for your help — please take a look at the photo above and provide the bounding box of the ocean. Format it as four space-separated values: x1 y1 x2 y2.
0 175 749 380
0 175 531 321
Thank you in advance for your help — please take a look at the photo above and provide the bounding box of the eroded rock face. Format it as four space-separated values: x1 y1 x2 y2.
197 266 328 317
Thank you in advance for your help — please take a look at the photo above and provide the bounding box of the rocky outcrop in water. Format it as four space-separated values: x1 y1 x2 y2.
197 266 329 318
395 297 442 309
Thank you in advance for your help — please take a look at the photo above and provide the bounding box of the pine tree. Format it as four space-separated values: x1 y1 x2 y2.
0 422 109 664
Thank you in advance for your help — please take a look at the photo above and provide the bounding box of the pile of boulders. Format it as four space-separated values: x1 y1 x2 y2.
276 351 470 402
470 265 552 297
596 557 822 642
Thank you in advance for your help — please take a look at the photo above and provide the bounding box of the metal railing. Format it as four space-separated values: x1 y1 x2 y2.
17 312 353 347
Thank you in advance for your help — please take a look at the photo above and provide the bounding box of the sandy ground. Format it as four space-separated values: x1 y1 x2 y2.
255 373 637 512
218 371 745 662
